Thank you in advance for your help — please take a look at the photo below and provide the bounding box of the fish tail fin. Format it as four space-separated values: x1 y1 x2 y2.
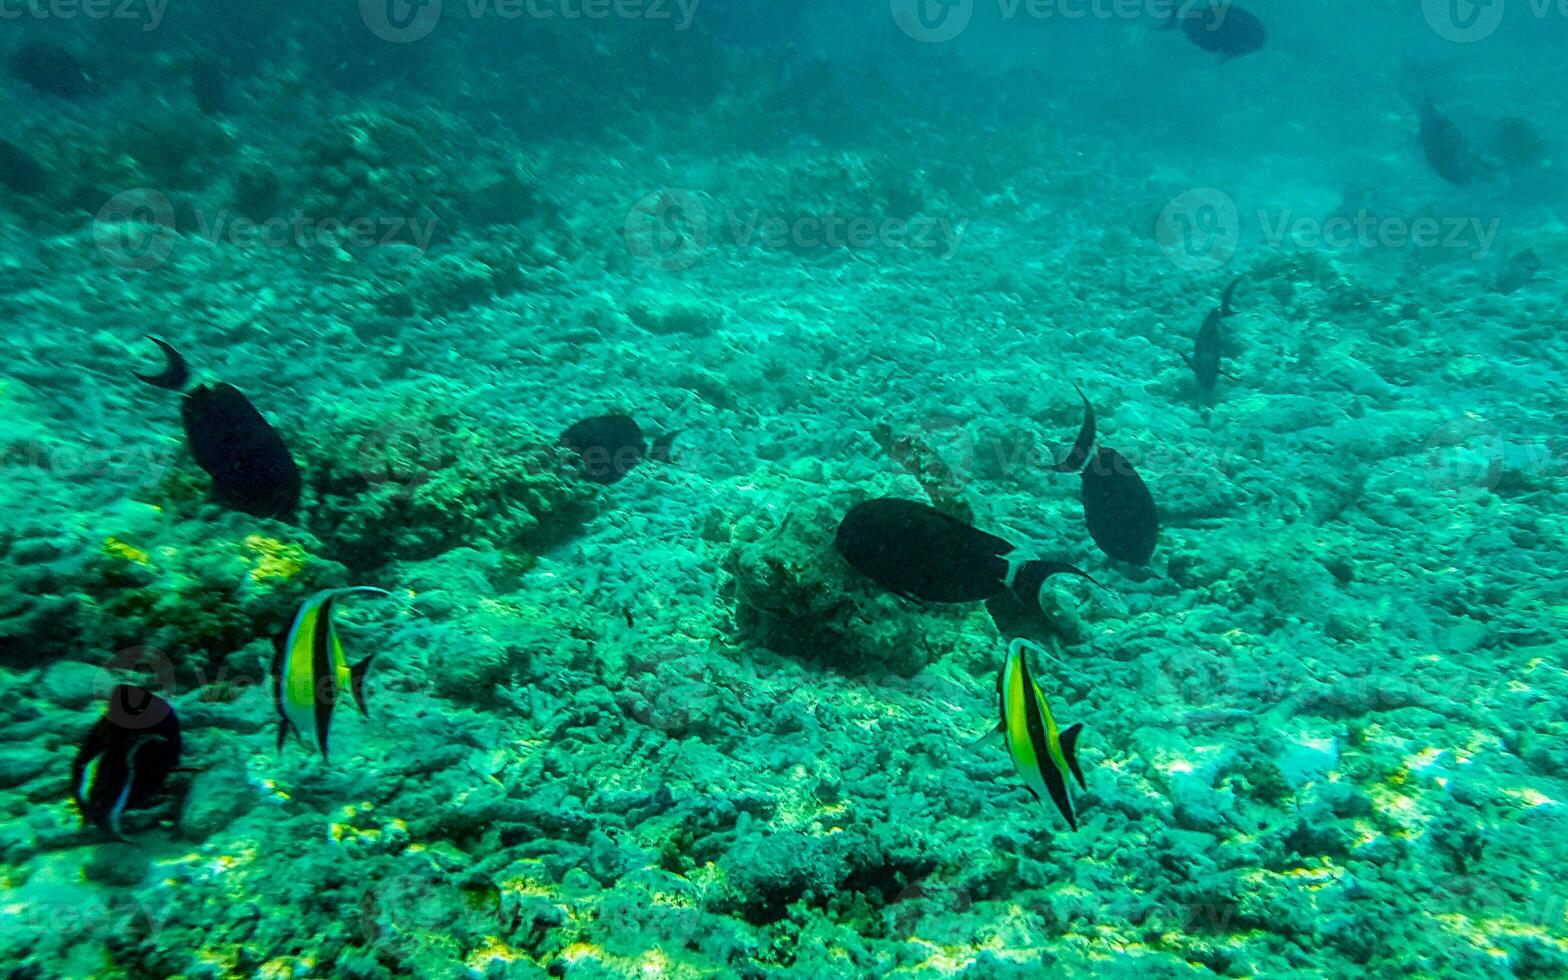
650 429 682 464
1060 722 1087 790
1221 276 1242 317
1011 560 1102 617
350 654 377 718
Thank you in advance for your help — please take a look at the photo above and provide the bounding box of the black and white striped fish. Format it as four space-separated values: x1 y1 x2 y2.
273 587 390 761
72 685 182 838
995 639 1086 830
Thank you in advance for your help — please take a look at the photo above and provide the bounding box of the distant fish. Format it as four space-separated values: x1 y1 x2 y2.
992 638 1085 829
274 587 391 761
182 382 302 519
0 138 48 196
133 336 191 391
1081 447 1158 565
1419 100 1493 187
1184 276 1241 394
1494 117 1546 171
191 57 227 116
559 414 678 485
836 498 1097 615
1051 385 1096 474
72 684 182 838
1167 2 1267 60
1495 249 1542 295
11 42 94 99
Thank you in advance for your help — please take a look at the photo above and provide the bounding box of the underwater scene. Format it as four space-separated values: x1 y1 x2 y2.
2 0 1566 976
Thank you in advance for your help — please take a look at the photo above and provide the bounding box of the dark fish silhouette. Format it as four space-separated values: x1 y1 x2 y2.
182 383 302 519
11 42 94 99
1420 100 1493 186
1081 447 1158 565
0 138 48 196
192 57 227 116
560 414 678 485
72 685 182 838
133 336 191 391
1495 250 1542 295
1494 117 1545 171
836 498 1096 615
1051 386 1095 474
1168 2 1267 60
1184 277 1241 394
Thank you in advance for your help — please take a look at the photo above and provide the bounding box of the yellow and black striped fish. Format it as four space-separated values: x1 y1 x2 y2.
273 587 389 761
998 638 1086 829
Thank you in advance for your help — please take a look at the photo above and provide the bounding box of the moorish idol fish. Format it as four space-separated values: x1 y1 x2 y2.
274 587 390 761
559 413 680 485
835 498 1097 615
72 684 182 838
995 638 1085 830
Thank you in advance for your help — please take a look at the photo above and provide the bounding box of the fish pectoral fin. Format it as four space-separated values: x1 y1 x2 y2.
968 724 1004 751
350 654 377 718
1060 722 1088 791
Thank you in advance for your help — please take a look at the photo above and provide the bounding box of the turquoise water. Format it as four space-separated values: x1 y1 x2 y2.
2 2 1567 976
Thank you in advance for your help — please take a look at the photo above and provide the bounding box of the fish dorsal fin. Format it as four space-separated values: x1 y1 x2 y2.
1060 722 1087 791
350 655 377 718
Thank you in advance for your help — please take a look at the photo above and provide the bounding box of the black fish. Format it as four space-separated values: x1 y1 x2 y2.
11 42 94 99
560 414 678 485
1168 2 1267 60
0 138 48 196
1419 100 1492 187
72 685 181 837
1051 386 1095 474
182 383 301 519
1495 250 1541 295
133 336 191 391
1081 448 1158 565
836 498 1096 614
192 57 227 116
1184 277 1241 394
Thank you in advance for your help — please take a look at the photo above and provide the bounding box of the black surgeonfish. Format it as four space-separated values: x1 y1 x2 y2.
274 587 391 761
1167 2 1267 60
836 498 1097 615
559 414 679 485
72 685 182 837
11 42 94 99
1185 277 1241 394
133 336 191 391
1081 447 1158 565
994 638 1085 829
1051 386 1095 474
1419 100 1493 187
183 383 302 519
